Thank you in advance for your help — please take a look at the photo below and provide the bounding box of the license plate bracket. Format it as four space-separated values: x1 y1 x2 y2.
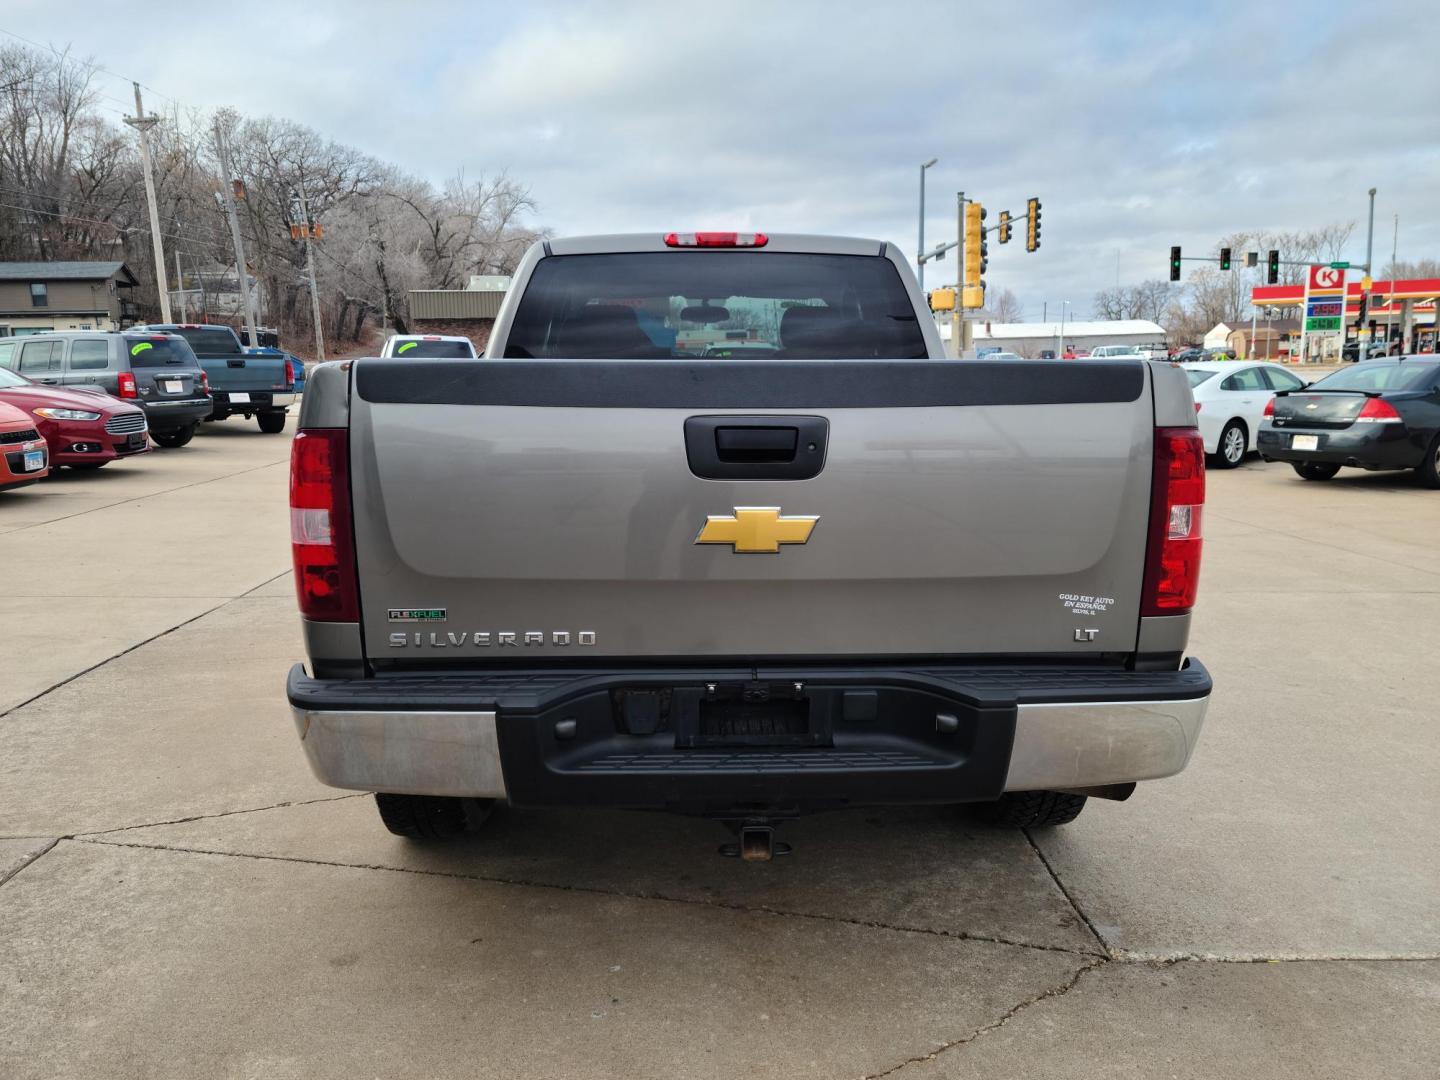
23 449 45 472
1292 434 1320 451
670 682 837 748
229 391 250 404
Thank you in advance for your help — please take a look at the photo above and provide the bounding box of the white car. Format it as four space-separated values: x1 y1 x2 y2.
379 334 478 359
1182 360 1308 468
1089 345 1146 359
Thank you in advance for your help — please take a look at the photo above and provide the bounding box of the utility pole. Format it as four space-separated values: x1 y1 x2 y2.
124 83 172 323
951 191 965 359
1364 188 1376 273
175 249 186 322
295 182 326 361
917 158 937 290
213 120 259 347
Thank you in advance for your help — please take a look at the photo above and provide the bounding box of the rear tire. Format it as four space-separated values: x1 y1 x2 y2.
374 793 494 840
972 790 1087 829
1416 436 1440 489
152 424 195 448
256 410 287 434
1292 462 1340 481
1212 420 1247 469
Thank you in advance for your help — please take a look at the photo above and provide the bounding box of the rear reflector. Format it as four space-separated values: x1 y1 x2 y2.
289 428 358 622
664 232 768 248
1355 397 1402 423
1141 427 1205 617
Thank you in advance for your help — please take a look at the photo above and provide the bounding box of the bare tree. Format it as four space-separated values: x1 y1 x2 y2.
989 287 1022 322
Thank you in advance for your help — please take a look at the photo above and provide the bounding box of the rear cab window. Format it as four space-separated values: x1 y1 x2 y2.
123 336 201 368
391 339 475 358
166 327 241 356
503 251 928 360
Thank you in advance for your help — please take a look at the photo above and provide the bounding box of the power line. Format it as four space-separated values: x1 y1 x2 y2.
0 26 186 113
0 199 222 247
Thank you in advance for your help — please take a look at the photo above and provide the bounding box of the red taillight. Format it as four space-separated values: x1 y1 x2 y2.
1263 398 1275 417
1194 402 1202 413
1355 397 1402 424
200 370 210 395
289 428 358 622
117 371 137 399
664 231 768 248
284 360 295 390
1141 427 1205 617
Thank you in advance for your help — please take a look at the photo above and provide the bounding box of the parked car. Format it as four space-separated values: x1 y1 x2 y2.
1170 347 1205 363
1182 360 1308 469
0 332 210 448
1258 357 1440 486
0 367 149 468
1341 340 1391 362
0 399 49 492
1089 345 1146 359
379 334 479 359
135 324 294 433
285 230 1212 848
1037 349 1057 359
980 350 1023 361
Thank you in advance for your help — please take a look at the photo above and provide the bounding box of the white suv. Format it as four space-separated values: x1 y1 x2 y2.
379 335 478 359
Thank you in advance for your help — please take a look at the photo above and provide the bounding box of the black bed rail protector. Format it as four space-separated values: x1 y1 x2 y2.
352 358 1146 409
288 658 1210 715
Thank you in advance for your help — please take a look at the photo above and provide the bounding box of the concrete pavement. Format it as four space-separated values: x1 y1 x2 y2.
2 436 1437 1077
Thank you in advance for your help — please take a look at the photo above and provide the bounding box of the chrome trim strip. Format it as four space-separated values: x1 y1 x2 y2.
1004 696 1209 792
292 708 507 798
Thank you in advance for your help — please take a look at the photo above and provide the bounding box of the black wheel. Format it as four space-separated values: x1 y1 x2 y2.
152 424 195 448
1416 435 1440 489
1212 420 1247 469
1292 462 1340 481
972 791 1087 829
374 793 494 839
256 410 287 434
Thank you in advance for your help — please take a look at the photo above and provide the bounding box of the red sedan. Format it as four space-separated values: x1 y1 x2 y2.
0 399 49 492
0 366 150 469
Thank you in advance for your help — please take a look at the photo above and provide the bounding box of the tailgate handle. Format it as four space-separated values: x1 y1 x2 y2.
226 359 245 368
684 415 828 481
715 426 798 462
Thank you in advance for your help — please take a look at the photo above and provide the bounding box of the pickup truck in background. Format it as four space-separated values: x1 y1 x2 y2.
285 231 1211 858
135 323 295 433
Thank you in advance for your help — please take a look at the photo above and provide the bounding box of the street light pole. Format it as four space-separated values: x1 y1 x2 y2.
918 158 937 290
1364 187 1376 273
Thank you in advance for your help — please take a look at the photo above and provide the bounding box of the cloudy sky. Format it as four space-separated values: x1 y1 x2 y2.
7 0 1439 318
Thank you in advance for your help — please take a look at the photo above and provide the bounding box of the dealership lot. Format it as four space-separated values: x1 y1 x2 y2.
2 432 1437 1079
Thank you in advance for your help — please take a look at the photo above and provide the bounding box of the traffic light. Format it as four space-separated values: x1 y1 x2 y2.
1266 249 1280 285
1169 246 1182 282
1025 197 1042 252
998 210 1012 244
929 288 956 312
1219 247 1231 271
963 202 987 300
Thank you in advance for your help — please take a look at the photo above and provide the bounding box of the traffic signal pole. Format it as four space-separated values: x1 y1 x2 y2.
952 191 965 359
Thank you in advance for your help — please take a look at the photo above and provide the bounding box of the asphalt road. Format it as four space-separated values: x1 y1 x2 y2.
2 423 1437 1079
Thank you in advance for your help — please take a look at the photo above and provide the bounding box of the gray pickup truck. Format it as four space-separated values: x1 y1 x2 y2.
285 232 1210 856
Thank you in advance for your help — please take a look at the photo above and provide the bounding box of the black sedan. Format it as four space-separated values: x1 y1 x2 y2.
1257 357 1440 486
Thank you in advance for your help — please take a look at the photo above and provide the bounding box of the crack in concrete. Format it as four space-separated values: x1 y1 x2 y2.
73 835 1104 959
1022 827 1111 956
0 837 59 888
76 792 367 838
0 569 290 721
863 958 1108 1079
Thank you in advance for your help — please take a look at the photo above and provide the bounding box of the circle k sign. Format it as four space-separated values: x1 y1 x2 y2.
1309 265 1345 291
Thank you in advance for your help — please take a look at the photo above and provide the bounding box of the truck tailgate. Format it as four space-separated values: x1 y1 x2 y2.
203 356 289 392
349 359 1154 661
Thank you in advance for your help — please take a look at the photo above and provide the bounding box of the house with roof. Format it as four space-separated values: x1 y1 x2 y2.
0 261 140 336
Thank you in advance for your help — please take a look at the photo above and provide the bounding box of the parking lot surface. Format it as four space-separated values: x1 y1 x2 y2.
2 432 1437 1079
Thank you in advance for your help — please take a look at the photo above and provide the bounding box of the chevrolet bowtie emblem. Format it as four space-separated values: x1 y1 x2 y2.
695 507 819 554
